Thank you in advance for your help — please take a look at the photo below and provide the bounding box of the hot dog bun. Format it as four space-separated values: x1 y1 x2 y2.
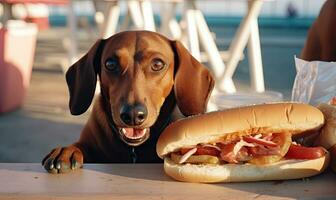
315 103 336 149
316 103 336 172
157 103 324 157
163 153 330 183
156 102 329 183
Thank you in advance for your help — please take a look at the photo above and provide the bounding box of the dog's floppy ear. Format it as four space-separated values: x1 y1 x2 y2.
172 40 215 116
66 39 105 115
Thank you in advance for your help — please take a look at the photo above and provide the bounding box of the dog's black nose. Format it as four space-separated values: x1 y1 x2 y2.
120 104 148 126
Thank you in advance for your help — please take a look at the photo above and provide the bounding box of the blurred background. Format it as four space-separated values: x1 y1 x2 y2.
0 0 326 162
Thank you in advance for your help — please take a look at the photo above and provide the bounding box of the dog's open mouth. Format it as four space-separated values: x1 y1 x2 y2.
118 128 150 146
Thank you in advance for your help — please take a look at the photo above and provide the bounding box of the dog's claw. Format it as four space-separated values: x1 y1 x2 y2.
55 161 61 170
45 158 54 170
71 158 78 170
44 158 58 174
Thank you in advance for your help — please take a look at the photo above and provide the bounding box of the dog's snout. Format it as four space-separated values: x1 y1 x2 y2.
120 103 148 126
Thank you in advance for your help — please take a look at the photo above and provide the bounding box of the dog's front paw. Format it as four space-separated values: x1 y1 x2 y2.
42 145 83 174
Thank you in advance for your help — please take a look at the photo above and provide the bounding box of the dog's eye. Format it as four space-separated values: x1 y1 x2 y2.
151 58 166 71
105 58 120 73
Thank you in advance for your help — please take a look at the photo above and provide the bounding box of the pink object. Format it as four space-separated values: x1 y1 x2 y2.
25 17 49 30
0 21 37 113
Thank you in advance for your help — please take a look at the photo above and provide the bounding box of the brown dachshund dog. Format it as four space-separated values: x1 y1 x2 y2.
301 0 336 61
42 31 214 173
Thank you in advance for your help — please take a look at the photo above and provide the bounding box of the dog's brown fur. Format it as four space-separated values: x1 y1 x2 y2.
301 0 336 61
42 31 214 173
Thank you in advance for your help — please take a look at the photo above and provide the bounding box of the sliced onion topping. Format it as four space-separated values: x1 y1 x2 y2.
243 136 277 147
179 147 197 164
233 140 255 156
200 144 221 151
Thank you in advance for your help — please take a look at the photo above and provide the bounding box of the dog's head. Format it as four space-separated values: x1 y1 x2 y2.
66 31 214 146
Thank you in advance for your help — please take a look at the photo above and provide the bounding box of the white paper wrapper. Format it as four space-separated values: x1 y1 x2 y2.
292 57 336 105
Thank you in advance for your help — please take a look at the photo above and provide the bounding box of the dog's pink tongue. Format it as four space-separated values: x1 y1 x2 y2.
123 128 146 139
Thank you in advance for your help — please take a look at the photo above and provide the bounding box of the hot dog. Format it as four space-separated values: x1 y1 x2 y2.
156 103 329 183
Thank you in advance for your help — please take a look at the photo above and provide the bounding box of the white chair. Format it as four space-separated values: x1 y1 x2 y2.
175 0 266 94
92 0 156 39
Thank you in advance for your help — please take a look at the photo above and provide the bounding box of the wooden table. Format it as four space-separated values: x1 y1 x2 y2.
0 163 335 199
